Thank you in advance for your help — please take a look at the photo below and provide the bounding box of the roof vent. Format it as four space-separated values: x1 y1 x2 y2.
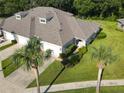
39 17 47 24
15 11 28 20
46 11 54 21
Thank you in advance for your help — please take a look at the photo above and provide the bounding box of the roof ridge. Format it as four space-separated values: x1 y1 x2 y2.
53 8 63 46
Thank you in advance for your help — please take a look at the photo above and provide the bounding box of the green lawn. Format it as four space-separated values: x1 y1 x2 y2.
2 56 24 77
0 43 15 51
28 20 124 87
52 86 124 93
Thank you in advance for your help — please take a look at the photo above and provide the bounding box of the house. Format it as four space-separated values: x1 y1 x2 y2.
117 19 124 31
0 7 100 57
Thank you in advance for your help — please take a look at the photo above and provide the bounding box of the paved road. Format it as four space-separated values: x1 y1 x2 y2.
27 79 124 93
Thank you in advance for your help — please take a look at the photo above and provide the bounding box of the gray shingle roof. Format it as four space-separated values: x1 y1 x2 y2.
2 7 100 46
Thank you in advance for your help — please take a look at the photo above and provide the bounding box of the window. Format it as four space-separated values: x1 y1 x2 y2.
16 15 21 20
39 17 46 24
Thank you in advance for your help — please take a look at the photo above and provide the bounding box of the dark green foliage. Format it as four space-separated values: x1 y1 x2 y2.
0 0 75 17
62 46 87 67
68 54 80 65
59 44 77 59
44 49 52 59
1 0 124 19
97 32 107 39
64 44 77 57
11 40 17 44
12 36 43 71
74 0 124 19
59 53 66 59
77 47 87 59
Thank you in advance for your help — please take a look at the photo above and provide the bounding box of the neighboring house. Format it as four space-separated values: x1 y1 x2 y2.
0 7 100 57
117 19 124 31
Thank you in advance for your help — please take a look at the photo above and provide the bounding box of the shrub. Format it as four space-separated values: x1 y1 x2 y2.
68 54 80 65
11 40 17 44
59 53 66 59
97 32 107 39
44 49 52 59
64 44 77 57
77 47 87 59
62 47 87 67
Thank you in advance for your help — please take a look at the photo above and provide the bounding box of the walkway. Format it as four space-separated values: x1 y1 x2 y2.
0 40 11 47
0 43 22 61
27 79 124 93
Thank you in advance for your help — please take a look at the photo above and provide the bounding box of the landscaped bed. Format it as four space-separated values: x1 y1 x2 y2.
0 40 17 51
28 20 124 88
2 56 24 77
0 43 14 51
51 86 124 93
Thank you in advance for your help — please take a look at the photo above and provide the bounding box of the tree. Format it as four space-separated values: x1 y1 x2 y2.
44 49 52 59
92 45 117 93
12 36 43 93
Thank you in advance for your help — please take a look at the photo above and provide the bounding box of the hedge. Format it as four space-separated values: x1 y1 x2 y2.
59 44 77 59
97 32 107 39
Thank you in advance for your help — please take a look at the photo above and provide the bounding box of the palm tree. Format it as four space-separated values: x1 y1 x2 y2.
92 45 117 93
12 36 43 93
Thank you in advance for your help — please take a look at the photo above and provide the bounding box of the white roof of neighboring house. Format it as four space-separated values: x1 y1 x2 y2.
117 19 124 25
2 7 100 46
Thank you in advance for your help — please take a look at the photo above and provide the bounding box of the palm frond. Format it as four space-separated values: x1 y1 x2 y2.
91 45 117 65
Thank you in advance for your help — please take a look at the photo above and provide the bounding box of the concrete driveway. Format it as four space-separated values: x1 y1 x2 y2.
0 44 23 70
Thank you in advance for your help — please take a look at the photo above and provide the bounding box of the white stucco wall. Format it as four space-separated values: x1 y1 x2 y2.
3 30 62 57
3 31 29 45
17 35 29 45
77 40 86 48
41 41 62 57
3 31 15 40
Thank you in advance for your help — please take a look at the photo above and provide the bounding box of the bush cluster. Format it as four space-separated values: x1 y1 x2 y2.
77 47 87 59
11 40 17 44
61 46 87 67
44 49 52 59
59 44 77 59
97 32 107 39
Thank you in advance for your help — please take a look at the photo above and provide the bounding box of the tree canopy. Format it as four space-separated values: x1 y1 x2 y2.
0 0 124 20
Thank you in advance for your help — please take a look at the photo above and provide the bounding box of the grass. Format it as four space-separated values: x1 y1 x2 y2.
28 20 124 87
0 43 15 51
52 86 124 93
2 56 24 77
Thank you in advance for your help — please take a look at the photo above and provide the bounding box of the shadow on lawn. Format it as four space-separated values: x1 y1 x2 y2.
44 66 65 93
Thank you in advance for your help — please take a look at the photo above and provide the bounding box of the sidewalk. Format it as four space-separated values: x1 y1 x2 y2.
27 79 124 93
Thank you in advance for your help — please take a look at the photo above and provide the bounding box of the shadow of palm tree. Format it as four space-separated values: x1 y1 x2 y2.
44 66 65 93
